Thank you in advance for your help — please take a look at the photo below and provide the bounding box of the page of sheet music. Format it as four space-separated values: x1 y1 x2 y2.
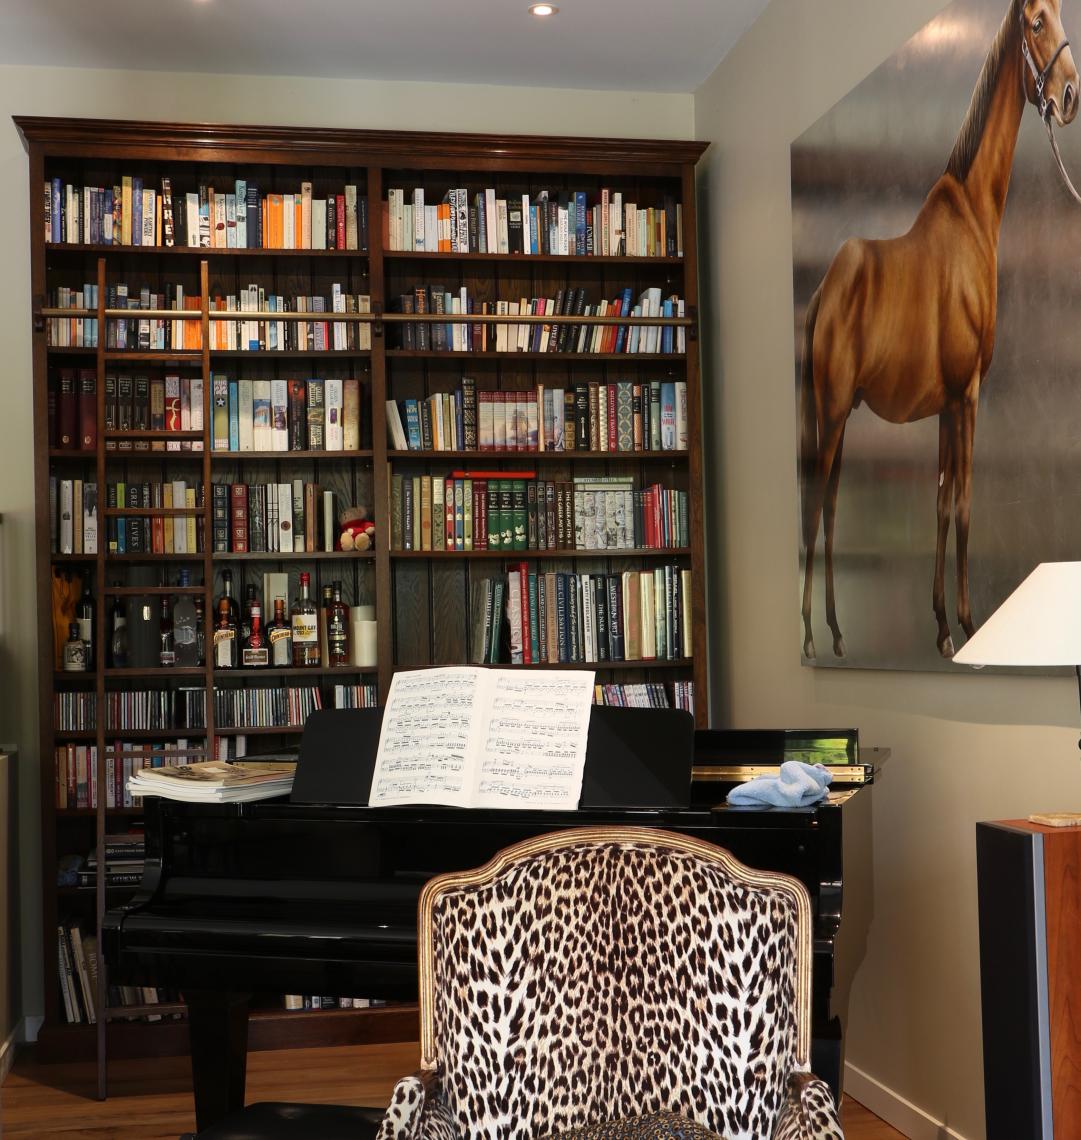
368 667 484 807
473 669 595 811
368 666 596 810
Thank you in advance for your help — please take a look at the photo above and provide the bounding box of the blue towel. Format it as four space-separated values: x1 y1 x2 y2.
725 761 833 808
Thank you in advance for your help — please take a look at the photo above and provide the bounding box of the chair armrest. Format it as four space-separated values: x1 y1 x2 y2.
771 1071 845 1140
375 1070 462 1140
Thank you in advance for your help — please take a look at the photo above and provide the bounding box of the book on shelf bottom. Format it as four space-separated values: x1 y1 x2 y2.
283 995 391 1011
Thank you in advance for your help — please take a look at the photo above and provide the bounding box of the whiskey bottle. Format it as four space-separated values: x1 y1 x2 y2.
218 569 241 631
213 597 238 669
172 568 199 668
108 587 128 669
76 584 94 667
62 622 87 672
327 581 350 667
241 583 257 644
158 596 176 668
268 597 292 667
241 601 269 668
290 572 320 667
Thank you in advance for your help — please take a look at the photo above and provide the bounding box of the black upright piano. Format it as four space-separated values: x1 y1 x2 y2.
104 725 877 1132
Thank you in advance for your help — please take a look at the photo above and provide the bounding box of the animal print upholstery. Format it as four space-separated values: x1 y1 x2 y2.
377 830 844 1140
536 1110 725 1138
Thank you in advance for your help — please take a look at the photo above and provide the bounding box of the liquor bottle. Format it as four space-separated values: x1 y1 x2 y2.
62 622 87 672
218 569 241 632
290 572 320 667
268 597 292 667
173 568 199 667
76 584 94 668
194 590 206 666
213 597 238 669
158 596 176 668
319 584 334 666
109 586 128 668
241 584 257 644
241 601 269 668
327 581 350 667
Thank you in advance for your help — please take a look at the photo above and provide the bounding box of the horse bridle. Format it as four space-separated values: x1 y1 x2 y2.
1020 11 1081 204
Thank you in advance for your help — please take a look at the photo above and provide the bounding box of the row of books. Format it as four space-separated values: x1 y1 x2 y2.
204 287 372 352
45 175 369 251
594 681 695 714
395 286 686 355
57 834 146 889
108 479 203 556
50 369 97 450
55 741 203 808
283 996 389 1011
50 478 98 555
46 283 373 353
391 474 689 552
332 683 379 708
385 187 680 258
213 686 322 729
386 378 689 454
471 565 692 666
106 689 207 732
55 692 96 732
105 373 204 435
213 482 343 554
56 923 99 1024
211 376 362 453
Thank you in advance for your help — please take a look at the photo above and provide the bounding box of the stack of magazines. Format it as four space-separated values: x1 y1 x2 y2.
127 760 295 803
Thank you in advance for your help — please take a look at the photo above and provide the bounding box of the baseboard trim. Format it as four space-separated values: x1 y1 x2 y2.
845 1061 971 1140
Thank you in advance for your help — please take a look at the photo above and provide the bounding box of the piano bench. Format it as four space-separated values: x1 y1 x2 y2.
181 1102 385 1139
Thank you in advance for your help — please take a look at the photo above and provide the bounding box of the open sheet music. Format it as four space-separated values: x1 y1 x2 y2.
369 666 596 810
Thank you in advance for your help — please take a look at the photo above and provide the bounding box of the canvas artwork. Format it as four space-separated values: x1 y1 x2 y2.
793 0 1081 672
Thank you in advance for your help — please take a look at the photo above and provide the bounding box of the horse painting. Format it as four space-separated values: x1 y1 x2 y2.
799 0 1079 661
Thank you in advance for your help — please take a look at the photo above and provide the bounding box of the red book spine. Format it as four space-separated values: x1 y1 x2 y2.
152 515 165 554
230 483 249 553
335 194 346 250
58 369 78 449
520 561 532 665
474 480 487 551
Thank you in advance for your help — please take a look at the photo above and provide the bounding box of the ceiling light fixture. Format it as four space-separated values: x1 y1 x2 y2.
528 4 558 15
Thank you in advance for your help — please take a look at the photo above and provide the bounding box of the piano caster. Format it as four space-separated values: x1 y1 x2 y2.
186 990 252 1133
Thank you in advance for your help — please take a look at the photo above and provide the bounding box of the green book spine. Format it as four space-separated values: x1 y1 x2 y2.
526 480 538 550
511 480 527 551
487 480 501 549
499 479 514 550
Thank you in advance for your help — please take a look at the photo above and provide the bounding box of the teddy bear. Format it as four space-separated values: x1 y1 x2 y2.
338 505 376 551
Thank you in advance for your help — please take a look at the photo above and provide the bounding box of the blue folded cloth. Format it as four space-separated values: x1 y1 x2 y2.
726 761 833 808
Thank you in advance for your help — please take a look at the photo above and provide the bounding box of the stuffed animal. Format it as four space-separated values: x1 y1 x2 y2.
338 505 375 551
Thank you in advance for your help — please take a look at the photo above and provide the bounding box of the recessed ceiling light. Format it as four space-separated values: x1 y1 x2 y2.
528 4 558 15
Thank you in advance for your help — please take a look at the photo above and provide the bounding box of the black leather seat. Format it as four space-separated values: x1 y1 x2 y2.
180 1101 385 1139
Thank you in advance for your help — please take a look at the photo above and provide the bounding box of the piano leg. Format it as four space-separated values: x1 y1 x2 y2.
812 1016 843 1103
186 990 252 1131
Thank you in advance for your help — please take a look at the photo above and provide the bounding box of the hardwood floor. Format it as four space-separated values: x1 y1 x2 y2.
1 1042 905 1139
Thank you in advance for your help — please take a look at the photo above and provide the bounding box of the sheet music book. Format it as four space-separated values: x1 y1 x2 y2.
369 666 596 810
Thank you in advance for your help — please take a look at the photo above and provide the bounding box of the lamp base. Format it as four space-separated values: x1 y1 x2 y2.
1028 811 1081 827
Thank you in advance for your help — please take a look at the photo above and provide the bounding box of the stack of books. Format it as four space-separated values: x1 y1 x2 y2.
126 760 296 803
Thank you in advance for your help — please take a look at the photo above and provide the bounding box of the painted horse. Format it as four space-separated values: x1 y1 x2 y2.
800 0 1079 659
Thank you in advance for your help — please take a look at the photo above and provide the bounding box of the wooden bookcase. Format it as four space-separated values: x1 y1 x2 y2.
16 117 709 1080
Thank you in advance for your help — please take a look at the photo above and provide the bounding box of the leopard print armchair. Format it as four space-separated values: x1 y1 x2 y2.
377 827 844 1140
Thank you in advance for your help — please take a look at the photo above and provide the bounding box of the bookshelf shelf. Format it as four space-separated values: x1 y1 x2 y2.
214 550 374 561
54 671 96 682
384 250 684 266
45 242 368 260
25 116 707 1075
385 350 686 362
211 449 373 461
53 730 99 741
387 449 686 462
390 547 690 561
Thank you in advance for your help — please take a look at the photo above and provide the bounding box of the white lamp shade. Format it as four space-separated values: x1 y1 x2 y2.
953 562 1081 666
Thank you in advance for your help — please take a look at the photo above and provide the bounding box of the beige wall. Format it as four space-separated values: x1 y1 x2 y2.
0 64 694 1030
695 2 1081 1137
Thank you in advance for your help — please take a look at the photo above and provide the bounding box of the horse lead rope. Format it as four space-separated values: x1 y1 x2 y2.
1045 117 1081 205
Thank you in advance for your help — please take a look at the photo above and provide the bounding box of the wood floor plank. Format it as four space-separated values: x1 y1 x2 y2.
2 1041 903 1138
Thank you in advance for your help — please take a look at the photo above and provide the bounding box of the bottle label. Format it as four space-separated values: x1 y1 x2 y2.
175 626 197 646
291 616 318 644
269 627 292 666
214 628 235 667
77 617 92 644
242 646 269 667
63 644 86 671
159 651 176 667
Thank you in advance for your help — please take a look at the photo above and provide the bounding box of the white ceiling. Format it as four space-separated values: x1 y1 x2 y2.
0 0 769 93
